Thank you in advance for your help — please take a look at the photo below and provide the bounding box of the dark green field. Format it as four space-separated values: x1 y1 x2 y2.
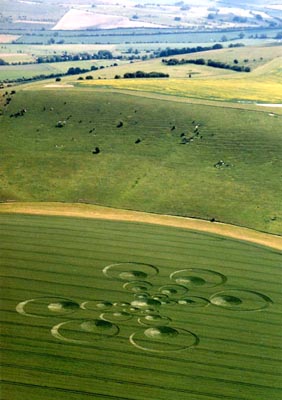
1 213 282 400
1 89 281 233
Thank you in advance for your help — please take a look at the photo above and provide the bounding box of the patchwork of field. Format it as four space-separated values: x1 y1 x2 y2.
1 213 281 400
70 45 282 103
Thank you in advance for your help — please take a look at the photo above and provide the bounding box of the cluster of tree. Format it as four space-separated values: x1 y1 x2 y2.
66 67 90 75
1 73 65 84
0 64 107 84
207 59 251 72
0 58 9 66
228 43 245 48
122 71 169 79
232 16 248 23
162 58 251 72
157 44 223 58
36 50 113 64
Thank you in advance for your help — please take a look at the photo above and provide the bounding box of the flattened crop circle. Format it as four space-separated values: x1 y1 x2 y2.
138 314 171 326
170 268 227 288
103 262 159 281
158 284 188 298
81 300 113 311
123 280 153 293
210 290 273 311
177 296 210 307
51 319 119 344
101 311 133 322
130 326 199 353
16 297 80 318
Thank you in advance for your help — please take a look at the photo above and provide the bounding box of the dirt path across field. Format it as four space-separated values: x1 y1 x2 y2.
1 202 281 251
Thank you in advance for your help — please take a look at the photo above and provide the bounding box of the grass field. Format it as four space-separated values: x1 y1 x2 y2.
1 212 281 400
1 89 281 234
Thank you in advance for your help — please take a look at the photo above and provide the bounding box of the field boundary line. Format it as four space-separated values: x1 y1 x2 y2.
0 202 281 250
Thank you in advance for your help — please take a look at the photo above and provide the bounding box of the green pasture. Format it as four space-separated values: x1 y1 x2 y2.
0 89 281 234
1 213 281 400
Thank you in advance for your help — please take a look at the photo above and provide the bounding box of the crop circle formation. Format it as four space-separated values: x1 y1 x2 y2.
16 266 273 353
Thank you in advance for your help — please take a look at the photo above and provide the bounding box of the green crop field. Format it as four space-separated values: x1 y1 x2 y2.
168 44 282 72
1 212 281 400
1 88 281 234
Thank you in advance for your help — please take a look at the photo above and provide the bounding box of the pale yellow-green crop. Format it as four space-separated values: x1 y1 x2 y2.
81 76 282 103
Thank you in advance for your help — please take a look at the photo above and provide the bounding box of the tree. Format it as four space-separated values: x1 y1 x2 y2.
97 50 113 59
255 14 263 21
207 13 215 20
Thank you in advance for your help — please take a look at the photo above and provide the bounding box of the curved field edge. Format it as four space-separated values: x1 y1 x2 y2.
1 202 281 251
